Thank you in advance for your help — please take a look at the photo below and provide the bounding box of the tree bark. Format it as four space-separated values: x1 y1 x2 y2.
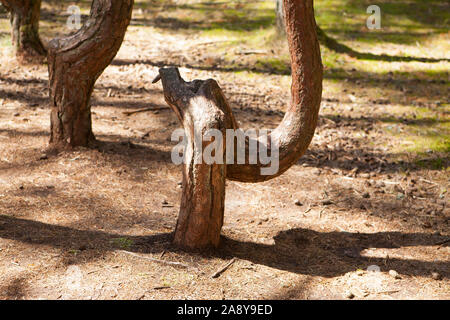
157 68 236 249
0 0 46 63
48 0 133 150
226 0 323 182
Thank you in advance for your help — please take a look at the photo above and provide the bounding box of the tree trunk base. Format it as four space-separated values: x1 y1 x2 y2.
47 134 97 152
47 0 133 150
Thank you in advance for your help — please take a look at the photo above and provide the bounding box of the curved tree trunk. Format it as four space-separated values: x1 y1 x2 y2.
226 0 323 182
276 0 286 35
0 0 46 63
48 0 133 150
155 0 323 249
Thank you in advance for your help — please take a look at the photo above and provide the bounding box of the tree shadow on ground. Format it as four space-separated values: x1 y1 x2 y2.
94 137 173 163
0 214 448 279
317 27 449 63
110 59 447 108
221 228 449 278
0 277 28 300
0 89 47 106
0 128 49 138
131 13 274 33
345 0 449 31
0 75 48 107
111 58 290 76
39 1 274 34
0 127 174 175
301 146 449 173
297 115 449 172
93 99 167 110
0 74 166 110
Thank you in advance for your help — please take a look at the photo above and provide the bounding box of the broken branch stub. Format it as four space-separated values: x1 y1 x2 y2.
157 68 236 249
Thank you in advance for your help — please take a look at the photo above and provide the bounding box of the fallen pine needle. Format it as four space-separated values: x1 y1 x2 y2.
123 106 168 116
211 258 236 278
117 250 192 270
374 290 401 295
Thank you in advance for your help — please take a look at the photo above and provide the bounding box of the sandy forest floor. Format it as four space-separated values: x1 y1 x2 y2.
0 0 448 299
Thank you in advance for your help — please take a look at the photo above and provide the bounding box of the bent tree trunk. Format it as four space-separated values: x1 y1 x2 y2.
0 0 46 63
156 0 323 249
48 0 133 150
227 0 323 182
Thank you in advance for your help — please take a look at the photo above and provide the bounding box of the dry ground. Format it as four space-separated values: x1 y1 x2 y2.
0 0 448 300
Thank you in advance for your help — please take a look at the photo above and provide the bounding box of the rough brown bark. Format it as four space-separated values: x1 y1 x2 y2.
157 68 236 249
0 0 46 63
48 0 133 150
226 0 323 182
155 0 322 249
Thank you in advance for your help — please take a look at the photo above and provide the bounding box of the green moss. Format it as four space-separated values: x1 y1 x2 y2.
0 35 10 47
68 249 80 256
255 57 290 75
416 157 446 170
387 122 449 155
111 237 134 249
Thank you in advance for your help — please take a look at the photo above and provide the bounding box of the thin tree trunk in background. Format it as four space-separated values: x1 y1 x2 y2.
0 0 46 63
276 0 286 35
48 0 133 150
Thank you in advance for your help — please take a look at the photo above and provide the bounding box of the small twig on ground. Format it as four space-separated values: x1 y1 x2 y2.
137 293 146 300
117 250 193 270
382 181 401 185
195 40 232 46
319 209 324 219
235 49 267 55
435 238 450 246
419 178 438 186
123 106 168 116
211 258 237 278
304 203 312 214
374 290 400 295
87 268 104 275
138 285 171 299
153 286 171 290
